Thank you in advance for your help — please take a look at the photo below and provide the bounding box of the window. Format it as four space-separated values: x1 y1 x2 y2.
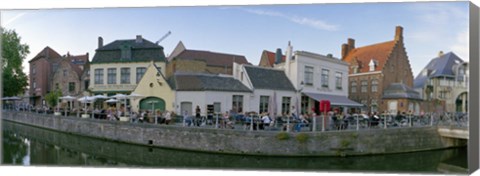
84 80 89 90
321 69 329 88
259 96 269 113
281 97 291 114
351 81 357 93
361 80 368 93
371 79 378 92
136 67 147 83
63 70 67 77
352 66 358 74
304 66 314 86
33 81 37 89
55 83 59 90
107 68 116 84
121 45 131 59
69 82 75 92
232 95 244 113
120 68 130 84
335 72 342 90
32 64 36 74
94 69 104 84
52 63 59 72
439 91 448 99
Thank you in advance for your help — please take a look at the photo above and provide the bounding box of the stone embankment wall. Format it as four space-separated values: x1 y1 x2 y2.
2 112 466 156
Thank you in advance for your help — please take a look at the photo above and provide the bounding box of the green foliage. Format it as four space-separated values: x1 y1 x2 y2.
340 139 351 148
295 133 309 143
2 28 29 97
45 89 62 109
276 132 290 140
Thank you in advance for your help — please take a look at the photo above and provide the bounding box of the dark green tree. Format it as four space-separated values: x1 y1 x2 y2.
45 89 61 110
2 28 29 97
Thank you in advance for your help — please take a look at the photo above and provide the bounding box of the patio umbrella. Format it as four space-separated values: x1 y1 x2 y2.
128 93 144 114
78 96 96 118
105 99 119 103
112 93 130 116
93 95 109 109
60 95 77 117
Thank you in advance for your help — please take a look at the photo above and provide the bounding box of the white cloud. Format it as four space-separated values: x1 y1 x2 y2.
2 12 27 27
239 8 338 31
450 29 469 61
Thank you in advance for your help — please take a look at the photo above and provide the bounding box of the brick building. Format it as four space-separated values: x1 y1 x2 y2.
166 41 250 78
28 47 63 107
342 26 421 114
52 53 89 105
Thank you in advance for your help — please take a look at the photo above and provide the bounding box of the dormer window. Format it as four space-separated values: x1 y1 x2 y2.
369 59 376 72
352 66 359 74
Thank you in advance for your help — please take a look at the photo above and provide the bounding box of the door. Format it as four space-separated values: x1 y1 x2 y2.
388 100 398 115
180 102 193 116
139 97 165 112
213 102 221 113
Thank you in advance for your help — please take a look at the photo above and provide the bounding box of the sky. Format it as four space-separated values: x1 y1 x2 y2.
0 1 470 78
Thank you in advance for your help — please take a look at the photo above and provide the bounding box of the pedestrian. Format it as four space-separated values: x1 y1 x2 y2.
165 111 172 125
195 105 201 126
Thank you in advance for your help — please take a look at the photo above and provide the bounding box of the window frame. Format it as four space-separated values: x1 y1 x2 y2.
120 67 131 84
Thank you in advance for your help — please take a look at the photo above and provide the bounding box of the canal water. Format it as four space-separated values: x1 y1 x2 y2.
1 121 468 174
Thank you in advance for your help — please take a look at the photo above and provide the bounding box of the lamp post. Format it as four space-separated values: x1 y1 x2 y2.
149 101 158 124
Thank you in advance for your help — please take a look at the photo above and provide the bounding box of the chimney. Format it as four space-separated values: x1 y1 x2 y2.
98 37 103 48
395 26 403 42
347 38 355 50
136 35 143 43
67 52 70 57
341 43 349 60
438 51 444 57
275 48 283 64
285 41 293 78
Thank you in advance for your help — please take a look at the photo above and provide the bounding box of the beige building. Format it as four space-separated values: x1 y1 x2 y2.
89 35 167 98
131 61 175 113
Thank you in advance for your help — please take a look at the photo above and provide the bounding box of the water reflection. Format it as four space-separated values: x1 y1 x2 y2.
1 121 468 173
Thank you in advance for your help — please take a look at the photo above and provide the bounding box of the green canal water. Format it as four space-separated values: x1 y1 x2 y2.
1 121 468 174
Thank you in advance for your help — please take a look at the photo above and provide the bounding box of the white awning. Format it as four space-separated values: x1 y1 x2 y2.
303 92 363 107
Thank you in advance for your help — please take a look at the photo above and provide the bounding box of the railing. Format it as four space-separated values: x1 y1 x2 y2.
2 108 469 133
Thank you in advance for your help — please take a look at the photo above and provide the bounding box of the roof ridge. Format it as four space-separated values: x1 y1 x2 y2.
244 64 285 72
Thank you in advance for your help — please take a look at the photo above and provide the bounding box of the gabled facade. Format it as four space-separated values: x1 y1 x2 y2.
89 35 167 97
414 51 468 113
341 26 420 114
131 61 175 113
271 42 361 115
258 49 286 67
233 63 296 116
165 41 250 77
28 46 63 107
52 53 88 98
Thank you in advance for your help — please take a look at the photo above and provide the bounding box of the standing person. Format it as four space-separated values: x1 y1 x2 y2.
261 112 271 130
182 110 189 127
195 105 201 126
165 111 172 125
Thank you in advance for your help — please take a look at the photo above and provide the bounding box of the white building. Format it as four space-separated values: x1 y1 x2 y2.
233 63 297 116
273 42 362 114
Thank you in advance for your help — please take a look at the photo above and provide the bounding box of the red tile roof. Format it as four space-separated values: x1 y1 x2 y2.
343 41 397 73
65 54 89 77
263 50 285 67
174 49 250 67
29 46 62 63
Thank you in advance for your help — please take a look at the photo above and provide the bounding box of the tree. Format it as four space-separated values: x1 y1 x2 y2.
45 89 62 110
2 28 30 97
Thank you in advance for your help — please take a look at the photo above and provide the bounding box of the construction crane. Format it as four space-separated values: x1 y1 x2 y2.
155 31 171 45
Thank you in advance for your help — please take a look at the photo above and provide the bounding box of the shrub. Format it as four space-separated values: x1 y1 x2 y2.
276 132 290 140
295 133 309 143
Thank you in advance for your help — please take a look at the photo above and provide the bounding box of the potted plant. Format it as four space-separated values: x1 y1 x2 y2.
45 89 62 116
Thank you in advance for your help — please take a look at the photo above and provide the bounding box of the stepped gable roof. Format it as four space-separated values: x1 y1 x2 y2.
29 46 62 63
173 49 249 67
92 38 166 63
262 50 286 67
414 52 465 88
243 65 296 91
168 72 251 92
383 83 421 100
343 41 396 73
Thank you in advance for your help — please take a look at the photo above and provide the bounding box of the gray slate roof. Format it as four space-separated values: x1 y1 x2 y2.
92 39 166 63
243 65 296 91
383 83 422 100
414 52 465 88
168 73 251 92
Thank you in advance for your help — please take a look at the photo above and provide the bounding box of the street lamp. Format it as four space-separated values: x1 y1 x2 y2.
149 101 158 124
